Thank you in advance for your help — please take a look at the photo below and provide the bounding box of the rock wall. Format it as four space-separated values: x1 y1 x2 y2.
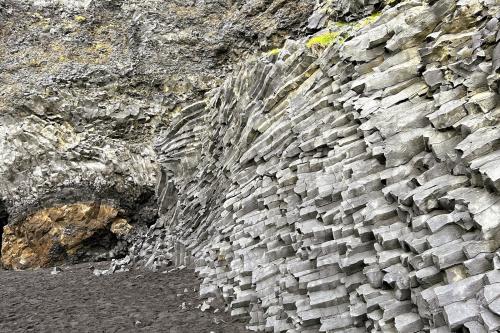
138 0 500 331
0 0 313 266
1 203 132 270
1 0 500 331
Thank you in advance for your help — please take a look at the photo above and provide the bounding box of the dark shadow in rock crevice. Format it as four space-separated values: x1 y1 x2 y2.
75 229 123 263
0 200 8 266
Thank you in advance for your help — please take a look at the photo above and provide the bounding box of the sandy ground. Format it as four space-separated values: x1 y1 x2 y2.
0 262 249 333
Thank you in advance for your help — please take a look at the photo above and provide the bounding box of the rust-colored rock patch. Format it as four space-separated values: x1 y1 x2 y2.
1 203 131 270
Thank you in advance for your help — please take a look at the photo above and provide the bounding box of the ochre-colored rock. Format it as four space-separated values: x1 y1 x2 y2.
110 218 133 237
1 203 128 270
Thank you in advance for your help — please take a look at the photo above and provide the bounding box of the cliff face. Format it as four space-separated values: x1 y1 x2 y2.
1 203 132 270
1 0 500 331
0 0 313 267
137 0 500 331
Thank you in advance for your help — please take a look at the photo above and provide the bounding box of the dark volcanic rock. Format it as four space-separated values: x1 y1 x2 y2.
130 0 500 331
0 0 314 266
1 0 500 332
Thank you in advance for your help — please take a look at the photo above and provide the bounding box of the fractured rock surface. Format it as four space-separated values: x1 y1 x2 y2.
1 203 132 270
132 0 500 331
0 0 499 332
0 0 314 266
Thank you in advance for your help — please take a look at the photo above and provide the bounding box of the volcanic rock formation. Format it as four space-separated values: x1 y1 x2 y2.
131 0 500 331
0 0 314 267
1 203 133 270
1 0 500 332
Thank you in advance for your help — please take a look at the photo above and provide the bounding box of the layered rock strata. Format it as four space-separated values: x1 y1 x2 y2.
0 0 314 266
1 0 499 331
135 0 500 331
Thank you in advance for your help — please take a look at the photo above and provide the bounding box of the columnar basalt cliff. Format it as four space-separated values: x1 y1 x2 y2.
131 0 500 331
1 0 500 331
0 0 314 268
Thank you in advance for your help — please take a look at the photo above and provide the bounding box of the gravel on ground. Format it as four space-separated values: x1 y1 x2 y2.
0 262 249 333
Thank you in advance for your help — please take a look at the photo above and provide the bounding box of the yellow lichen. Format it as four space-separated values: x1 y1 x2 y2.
306 31 341 48
57 55 69 62
31 12 44 20
333 21 349 28
304 11 384 53
27 59 43 68
51 43 64 53
354 12 381 30
266 48 282 56
74 15 87 23
92 42 111 54
31 12 51 29
93 23 118 35
327 11 383 32
81 41 112 63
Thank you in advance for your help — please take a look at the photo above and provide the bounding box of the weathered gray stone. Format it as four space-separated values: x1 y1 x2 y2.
394 312 424 333
443 299 480 330
434 275 484 307
26 1 496 332
481 309 500 332
463 321 487 333
428 99 468 129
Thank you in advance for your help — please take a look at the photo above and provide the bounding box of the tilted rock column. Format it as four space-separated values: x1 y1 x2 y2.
133 0 500 331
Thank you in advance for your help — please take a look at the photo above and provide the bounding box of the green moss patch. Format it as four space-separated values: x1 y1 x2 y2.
306 31 341 48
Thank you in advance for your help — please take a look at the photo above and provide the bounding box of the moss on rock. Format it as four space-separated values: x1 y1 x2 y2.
306 31 341 48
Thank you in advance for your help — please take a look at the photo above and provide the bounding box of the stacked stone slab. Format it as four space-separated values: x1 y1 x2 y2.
135 0 500 331
0 0 316 259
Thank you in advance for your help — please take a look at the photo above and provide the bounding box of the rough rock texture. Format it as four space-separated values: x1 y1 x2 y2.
308 0 385 29
132 0 500 331
1 203 132 270
0 0 314 265
1 0 500 331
